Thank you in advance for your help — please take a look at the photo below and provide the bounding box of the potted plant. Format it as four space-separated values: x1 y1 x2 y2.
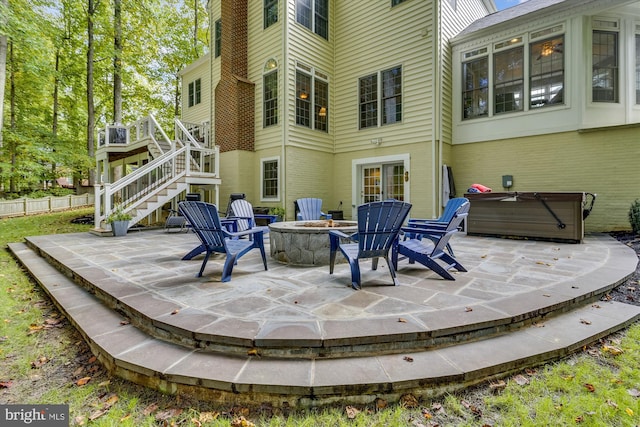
106 206 134 236
269 206 286 222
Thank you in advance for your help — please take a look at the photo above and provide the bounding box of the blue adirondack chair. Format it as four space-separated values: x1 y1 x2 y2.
393 200 469 280
329 200 412 290
229 199 271 239
178 201 268 281
296 198 332 221
404 197 469 256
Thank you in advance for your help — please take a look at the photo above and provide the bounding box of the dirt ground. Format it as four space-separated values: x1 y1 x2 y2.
607 232 640 306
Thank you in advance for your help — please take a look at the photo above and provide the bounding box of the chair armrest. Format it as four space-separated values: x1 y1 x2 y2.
227 228 264 239
401 225 448 236
320 212 333 220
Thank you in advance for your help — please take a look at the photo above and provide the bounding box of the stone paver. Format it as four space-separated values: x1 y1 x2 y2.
8 229 640 407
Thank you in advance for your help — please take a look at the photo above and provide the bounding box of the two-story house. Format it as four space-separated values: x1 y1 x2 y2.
101 0 640 232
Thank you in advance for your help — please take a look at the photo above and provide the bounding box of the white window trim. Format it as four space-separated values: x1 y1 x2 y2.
260 156 280 202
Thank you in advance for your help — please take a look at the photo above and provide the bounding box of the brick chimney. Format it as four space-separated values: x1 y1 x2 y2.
215 0 255 152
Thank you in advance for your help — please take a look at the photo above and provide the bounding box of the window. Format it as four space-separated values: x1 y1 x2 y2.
359 66 402 129
188 78 201 108
636 34 640 104
296 0 328 40
214 19 221 58
391 0 406 5
295 64 329 132
462 56 488 119
264 0 277 29
261 158 279 200
460 26 565 120
592 30 618 103
494 46 523 114
263 59 278 127
530 35 564 108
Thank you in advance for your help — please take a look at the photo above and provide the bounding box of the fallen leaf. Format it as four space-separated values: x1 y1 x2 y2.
73 415 86 425
532 322 545 328
592 304 601 308
400 394 419 408
513 374 529 385
398 318 407 323
489 380 506 393
104 394 119 408
119 319 130 326
345 406 360 419
580 319 592 325
31 356 49 368
606 399 618 408
627 388 640 397
170 309 179 315
89 409 107 421
626 407 634 416
584 383 595 392
199 412 220 422
542 294 551 297
602 345 623 355
247 349 260 357
142 403 158 416
374 398 388 410
525 368 537 375
575 415 584 423
0 381 13 388
403 356 414 362
76 377 91 386
98 380 111 387
465 307 473 312
155 408 183 421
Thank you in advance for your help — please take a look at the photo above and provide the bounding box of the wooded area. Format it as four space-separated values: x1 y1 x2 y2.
0 0 208 195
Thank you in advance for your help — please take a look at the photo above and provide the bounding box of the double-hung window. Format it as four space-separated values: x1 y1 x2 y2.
359 66 402 129
263 59 278 127
188 78 201 108
214 19 221 58
592 19 619 103
296 0 328 40
295 63 329 132
261 157 279 200
264 0 278 29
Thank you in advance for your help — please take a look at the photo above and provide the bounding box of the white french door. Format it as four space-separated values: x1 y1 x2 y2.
360 163 405 204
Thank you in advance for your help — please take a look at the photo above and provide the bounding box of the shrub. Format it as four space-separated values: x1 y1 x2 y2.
629 199 640 234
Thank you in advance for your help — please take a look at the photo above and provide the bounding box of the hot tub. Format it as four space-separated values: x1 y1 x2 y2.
269 220 357 266
466 192 594 243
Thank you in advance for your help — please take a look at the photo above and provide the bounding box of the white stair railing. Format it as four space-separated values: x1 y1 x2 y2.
94 143 218 229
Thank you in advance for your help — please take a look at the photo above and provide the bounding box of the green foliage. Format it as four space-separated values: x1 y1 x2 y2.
106 205 133 223
269 206 286 218
629 199 640 234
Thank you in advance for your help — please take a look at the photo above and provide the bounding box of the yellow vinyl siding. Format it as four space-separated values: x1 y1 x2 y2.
180 54 210 125
451 126 640 232
248 0 283 151
284 0 334 153
333 1 435 153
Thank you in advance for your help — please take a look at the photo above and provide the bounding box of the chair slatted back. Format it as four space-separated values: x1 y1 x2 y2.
357 200 412 258
430 201 470 255
296 198 325 220
230 199 254 232
179 201 227 250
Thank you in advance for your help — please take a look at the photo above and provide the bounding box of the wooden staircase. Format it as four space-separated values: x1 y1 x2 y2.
94 117 220 231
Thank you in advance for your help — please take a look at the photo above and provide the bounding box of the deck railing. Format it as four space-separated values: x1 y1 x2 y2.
94 143 219 229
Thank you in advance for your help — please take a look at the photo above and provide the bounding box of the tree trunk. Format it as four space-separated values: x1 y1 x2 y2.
87 0 96 186
193 0 198 57
113 0 122 124
0 0 8 149
9 40 16 193
51 49 60 187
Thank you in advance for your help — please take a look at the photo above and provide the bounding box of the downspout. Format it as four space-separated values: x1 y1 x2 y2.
430 0 440 219
281 1 288 218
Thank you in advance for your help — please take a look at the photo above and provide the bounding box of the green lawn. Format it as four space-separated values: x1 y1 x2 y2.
1 209 639 426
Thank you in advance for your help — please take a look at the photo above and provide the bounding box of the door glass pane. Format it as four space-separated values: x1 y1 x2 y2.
362 167 381 203
384 164 405 201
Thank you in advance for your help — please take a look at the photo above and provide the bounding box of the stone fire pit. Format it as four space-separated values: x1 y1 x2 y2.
269 220 357 266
